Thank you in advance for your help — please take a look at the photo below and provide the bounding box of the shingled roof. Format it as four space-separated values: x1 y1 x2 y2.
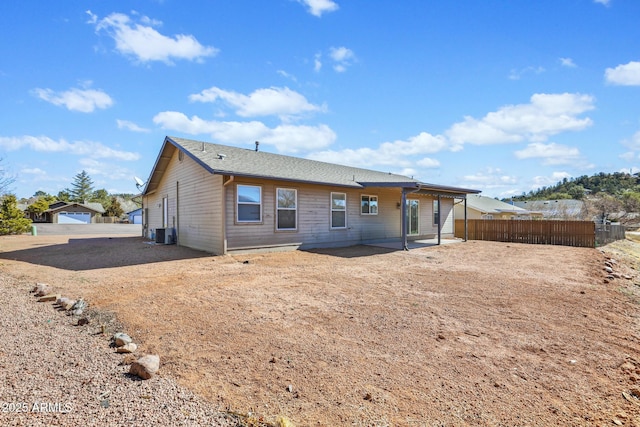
144 136 480 196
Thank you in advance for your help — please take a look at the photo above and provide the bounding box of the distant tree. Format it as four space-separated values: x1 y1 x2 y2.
622 191 640 213
0 195 32 235
104 196 124 218
25 197 50 221
57 190 71 202
585 193 623 224
0 158 16 196
92 188 111 211
33 191 56 205
67 170 94 203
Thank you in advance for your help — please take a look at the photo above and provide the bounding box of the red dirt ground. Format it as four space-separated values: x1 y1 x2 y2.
1 234 639 426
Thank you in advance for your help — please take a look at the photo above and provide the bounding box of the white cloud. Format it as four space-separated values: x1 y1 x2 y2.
31 86 113 113
621 130 640 150
21 167 47 176
514 142 581 165
605 61 640 86
92 12 218 64
446 93 595 146
594 0 611 6
461 168 517 185
314 53 322 72
0 135 139 161
277 70 297 83
508 66 545 80
116 119 150 133
189 86 325 119
329 46 355 72
416 157 441 168
85 10 98 24
620 151 636 162
559 57 577 68
307 132 452 169
78 158 135 181
152 111 336 153
531 172 572 189
297 0 339 17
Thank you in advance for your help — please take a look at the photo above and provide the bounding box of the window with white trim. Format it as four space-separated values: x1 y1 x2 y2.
237 184 262 222
433 200 439 226
331 192 347 229
276 188 297 230
361 195 378 215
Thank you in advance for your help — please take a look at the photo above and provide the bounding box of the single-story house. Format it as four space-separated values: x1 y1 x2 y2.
26 201 105 224
140 136 481 254
513 199 587 220
455 194 542 220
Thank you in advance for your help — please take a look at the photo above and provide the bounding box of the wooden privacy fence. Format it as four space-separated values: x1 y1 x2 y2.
454 219 597 248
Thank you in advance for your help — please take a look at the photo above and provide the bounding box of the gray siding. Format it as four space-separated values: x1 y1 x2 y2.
144 150 225 254
225 179 445 250
225 179 404 250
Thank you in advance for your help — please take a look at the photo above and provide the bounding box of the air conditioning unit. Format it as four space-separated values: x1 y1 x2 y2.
155 228 174 244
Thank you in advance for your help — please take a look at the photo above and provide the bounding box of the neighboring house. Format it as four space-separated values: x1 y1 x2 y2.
127 208 143 224
454 194 542 220
141 136 481 254
513 200 587 220
25 201 105 224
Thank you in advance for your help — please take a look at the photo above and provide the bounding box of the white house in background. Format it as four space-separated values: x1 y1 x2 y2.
127 208 143 224
455 194 542 220
513 200 587 220
140 136 481 254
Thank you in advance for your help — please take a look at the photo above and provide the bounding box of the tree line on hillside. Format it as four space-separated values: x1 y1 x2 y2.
507 172 640 226
510 172 640 201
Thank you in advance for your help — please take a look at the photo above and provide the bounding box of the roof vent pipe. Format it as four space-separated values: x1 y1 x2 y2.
255 141 260 152
201 142 206 152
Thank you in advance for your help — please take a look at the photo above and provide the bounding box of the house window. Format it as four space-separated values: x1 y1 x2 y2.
237 185 262 222
433 200 439 226
481 214 493 220
331 192 347 229
276 188 297 230
361 195 378 215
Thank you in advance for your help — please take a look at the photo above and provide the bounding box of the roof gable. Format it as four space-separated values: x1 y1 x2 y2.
466 195 530 214
143 136 480 196
47 202 105 214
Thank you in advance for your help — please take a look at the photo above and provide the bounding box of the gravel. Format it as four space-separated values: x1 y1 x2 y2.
0 274 244 427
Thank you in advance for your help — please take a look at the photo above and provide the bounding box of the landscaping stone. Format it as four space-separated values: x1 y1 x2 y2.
70 299 87 315
114 332 133 347
129 354 160 380
38 293 60 302
32 283 51 297
116 343 137 353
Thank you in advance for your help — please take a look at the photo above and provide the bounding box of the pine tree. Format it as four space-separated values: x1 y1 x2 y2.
68 170 95 203
0 195 32 235
105 196 124 218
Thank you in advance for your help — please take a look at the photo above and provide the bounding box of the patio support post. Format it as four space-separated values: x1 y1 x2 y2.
464 197 468 242
401 189 408 251
437 194 442 245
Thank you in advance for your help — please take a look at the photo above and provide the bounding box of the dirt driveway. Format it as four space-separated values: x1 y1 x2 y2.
1 233 639 426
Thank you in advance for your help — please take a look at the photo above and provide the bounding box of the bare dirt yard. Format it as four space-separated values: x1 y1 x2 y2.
1 232 640 426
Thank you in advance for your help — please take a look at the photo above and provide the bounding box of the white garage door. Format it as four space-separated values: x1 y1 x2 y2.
58 212 91 224
132 214 142 224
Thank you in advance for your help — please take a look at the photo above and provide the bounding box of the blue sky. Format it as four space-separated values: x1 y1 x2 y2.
1 0 640 199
